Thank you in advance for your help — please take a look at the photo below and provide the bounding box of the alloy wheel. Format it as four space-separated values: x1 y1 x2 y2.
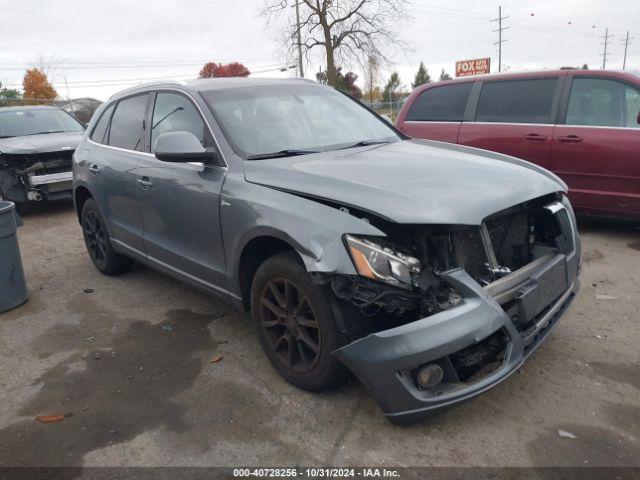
259 277 322 373
83 211 108 264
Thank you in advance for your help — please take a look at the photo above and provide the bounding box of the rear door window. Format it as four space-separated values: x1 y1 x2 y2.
565 77 640 128
90 103 115 144
405 83 472 121
476 78 558 124
107 94 150 151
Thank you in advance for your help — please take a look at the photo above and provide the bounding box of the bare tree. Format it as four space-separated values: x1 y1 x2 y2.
262 0 410 87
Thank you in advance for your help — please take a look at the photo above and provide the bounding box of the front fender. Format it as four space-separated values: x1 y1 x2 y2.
221 173 386 297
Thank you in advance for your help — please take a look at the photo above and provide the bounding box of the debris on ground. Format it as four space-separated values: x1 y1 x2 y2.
211 355 224 364
86 336 95 342
83 288 94 294
594 335 603 340
596 294 618 300
162 324 175 332
36 414 68 423
92 352 102 360
558 429 578 439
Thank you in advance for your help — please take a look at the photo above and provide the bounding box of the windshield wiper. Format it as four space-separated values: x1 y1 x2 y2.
246 149 319 160
27 130 66 136
338 140 390 150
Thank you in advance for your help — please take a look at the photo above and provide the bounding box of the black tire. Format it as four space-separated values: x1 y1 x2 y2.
81 198 133 275
250 251 348 391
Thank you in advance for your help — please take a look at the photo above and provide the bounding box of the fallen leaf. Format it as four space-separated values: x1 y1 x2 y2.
211 355 224 364
36 414 66 423
558 429 577 439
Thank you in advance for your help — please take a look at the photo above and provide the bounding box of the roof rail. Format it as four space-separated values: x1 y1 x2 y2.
108 79 189 99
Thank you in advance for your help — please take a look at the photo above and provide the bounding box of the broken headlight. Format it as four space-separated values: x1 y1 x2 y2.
345 235 422 289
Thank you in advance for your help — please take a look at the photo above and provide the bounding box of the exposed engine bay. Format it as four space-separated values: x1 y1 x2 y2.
322 193 573 338
0 150 74 203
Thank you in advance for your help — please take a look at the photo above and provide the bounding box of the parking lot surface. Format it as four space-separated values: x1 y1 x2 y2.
0 201 638 468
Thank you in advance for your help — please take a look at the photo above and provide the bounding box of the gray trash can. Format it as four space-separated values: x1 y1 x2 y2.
0 201 27 313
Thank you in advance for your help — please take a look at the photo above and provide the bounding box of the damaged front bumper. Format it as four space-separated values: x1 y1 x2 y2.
334 250 580 424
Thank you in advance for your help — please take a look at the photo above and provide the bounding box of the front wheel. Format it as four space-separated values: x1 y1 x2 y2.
81 198 133 275
250 252 348 391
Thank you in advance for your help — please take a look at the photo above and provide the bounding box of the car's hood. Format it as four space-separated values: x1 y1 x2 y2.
244 139 566 225
0 131 84 154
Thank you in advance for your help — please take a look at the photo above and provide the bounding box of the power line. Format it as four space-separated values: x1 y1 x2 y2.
600 27 614 69
621 31 634 70
492 5 509 73
1 65 296 90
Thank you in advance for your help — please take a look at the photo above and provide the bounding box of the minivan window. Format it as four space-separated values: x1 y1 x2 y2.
476 78 558 124
151 92 208 152
566 78 640 128
90 103 115 144
405 83 472 121
108 94 149 151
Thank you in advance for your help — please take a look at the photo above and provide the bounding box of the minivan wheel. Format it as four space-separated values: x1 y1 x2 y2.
250 251 348 391
81 198 133 275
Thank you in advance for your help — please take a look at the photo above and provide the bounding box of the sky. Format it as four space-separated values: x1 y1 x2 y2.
0 0 638 101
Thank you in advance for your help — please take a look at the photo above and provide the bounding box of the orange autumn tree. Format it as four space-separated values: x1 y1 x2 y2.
198 62 250 78
22 68 57 104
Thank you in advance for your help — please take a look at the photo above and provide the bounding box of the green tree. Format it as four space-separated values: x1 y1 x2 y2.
316 67 362 99
383 72 402 102
581 63 589 70
439 68 452 81
411 62 431 89
0 82 22 106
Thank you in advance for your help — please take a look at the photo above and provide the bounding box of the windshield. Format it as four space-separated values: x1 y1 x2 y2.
202 85 401 158
0 108 85 138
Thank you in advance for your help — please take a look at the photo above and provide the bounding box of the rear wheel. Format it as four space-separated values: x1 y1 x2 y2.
250 251 348 391
81 198 133 275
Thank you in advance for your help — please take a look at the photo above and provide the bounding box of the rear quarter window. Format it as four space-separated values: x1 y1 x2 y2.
90 103 115 144
476 78 558 124
405 83 472 121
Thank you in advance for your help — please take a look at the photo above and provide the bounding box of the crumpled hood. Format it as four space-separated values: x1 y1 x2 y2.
0 132 84 155
244 139 566 225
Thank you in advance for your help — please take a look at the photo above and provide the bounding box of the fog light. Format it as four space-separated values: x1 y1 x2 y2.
415 363 444 389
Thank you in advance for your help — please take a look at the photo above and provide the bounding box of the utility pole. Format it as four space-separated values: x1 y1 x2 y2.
294 0 304 78
491 6 509 73
600 27 614 70
621 31 634 70
64 77 75 114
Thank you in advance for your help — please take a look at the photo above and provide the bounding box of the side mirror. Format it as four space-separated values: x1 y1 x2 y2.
637 110 640 125
154 131 221 165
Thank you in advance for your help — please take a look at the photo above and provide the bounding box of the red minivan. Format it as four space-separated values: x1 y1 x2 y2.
396 69 640 220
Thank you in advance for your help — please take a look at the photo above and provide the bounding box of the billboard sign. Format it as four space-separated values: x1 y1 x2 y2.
455 58 491 77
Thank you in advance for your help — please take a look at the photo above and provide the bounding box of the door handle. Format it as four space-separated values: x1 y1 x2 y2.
523 133 548 141
557 135 583 143
137 177 153 189
89 164 101 175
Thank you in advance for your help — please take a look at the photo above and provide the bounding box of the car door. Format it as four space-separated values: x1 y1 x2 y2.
551 74 640 218
136 90 228 290
89 93 150 256
458 76 562 169
397 82 473 143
